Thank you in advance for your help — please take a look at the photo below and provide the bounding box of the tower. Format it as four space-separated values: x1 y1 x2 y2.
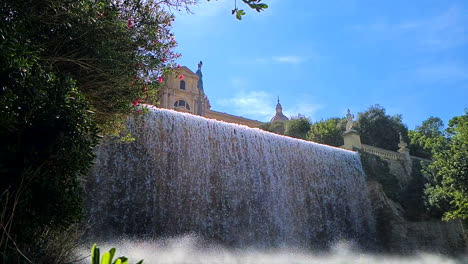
270 97 289 123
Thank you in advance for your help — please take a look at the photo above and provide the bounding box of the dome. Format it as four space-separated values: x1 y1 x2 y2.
270 97 289 123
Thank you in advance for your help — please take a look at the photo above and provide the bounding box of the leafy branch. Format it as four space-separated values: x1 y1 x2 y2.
207 0 268 20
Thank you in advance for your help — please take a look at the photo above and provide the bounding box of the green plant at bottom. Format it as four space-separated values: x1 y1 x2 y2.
91 244 143 264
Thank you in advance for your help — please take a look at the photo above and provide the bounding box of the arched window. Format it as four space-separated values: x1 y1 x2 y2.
174 100 190 110
180 80 186 90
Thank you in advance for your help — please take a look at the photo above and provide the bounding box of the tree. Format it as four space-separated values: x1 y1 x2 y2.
1 0 182 134
0 44 99 262
409 117 447 159
357 105 409 151
259 121 286 135
284 115 311 139
0 0 182 261
424 111 468 221
416 116 445 137
307 118 345 147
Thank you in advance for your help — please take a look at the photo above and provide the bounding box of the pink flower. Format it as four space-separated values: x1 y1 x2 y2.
136 110 142 114
177 64 181 69
179 75 184 80
132 100 139 106
130 81 134 85
157 76 163 83
128 19 134 28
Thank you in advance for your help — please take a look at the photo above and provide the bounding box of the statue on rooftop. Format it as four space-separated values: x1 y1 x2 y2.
196 61 203 90
346 109 355 132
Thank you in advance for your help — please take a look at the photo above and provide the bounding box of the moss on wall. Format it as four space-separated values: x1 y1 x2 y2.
360 152 430 221
360 151 401 202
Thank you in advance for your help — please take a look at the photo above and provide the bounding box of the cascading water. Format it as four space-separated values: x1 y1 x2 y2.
86 106 375 249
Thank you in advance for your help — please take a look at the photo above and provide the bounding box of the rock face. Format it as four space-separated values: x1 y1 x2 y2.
367 181 466 254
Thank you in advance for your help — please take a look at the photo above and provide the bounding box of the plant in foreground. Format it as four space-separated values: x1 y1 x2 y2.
91 244 143 264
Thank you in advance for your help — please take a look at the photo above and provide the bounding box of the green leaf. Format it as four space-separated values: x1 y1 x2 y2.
101 252 111 264
108 248 116 263
91 244 100 264
236 10 246 20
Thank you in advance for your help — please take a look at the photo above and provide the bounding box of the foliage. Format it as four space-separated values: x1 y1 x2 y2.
424 111 468 221
360 152 430 220
416 116 445 137
307 118 345 147
400 160 430 220
259 121 286 135
360 152 401 202
409 117 447 159
0 33 99 262
1 0 180 134
207 0 268 20
284 115 311 139
356 104 409 151
91 244 143 264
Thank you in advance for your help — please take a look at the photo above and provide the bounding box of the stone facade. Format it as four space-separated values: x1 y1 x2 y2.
158 64 263 128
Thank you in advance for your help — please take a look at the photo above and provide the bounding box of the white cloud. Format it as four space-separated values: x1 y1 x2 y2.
273 56 305 64
217 91 324 122
217 91 274 121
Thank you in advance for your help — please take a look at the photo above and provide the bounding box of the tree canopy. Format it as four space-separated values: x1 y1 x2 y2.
409 117 447 159
356 104 409 151
284 115 311 139
424 111 468 221
306 118 345 147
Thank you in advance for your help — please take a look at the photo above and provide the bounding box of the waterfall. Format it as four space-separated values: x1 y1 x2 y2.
86 106 375 249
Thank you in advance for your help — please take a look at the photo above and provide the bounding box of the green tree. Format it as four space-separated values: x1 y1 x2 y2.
259 121 286 135
2 0 180 134
416 116 445 137
306 118 345 147
0 44 99 262
284 115 311 139
424 111 468 221
0 0 183 261
357 104 409 151
409 116 447 159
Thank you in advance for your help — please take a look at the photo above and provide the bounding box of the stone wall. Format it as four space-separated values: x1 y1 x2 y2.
367 174 467 255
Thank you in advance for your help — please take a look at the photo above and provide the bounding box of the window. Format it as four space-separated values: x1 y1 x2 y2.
174 100 190 110
180 80 186 90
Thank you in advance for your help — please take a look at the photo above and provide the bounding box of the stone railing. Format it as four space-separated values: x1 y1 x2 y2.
361 144 405 161
410 155 432 163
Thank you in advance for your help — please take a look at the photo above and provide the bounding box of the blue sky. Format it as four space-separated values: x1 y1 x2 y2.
172 0 467 129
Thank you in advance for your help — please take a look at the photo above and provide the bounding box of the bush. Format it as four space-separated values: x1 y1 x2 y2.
0 37 99 263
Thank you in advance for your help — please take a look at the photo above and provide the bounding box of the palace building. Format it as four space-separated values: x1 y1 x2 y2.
158 61 289 128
